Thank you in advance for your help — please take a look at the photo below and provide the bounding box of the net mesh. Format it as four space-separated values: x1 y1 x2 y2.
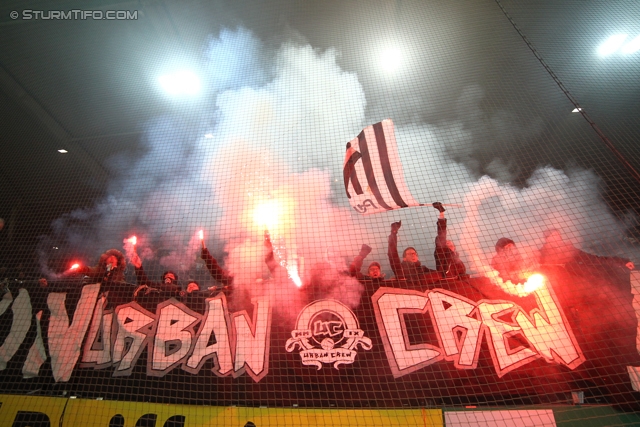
1 0 640 425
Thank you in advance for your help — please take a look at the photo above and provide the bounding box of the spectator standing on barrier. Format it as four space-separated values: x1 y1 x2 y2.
432 202 466 280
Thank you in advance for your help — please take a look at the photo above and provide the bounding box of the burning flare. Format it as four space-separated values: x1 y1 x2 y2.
253 200 282 232
198 230 205 249
254 199 303 287
524 273 545 293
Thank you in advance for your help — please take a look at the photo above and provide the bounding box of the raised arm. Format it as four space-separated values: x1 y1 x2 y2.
434 217 450 274
201 247 233 286
350 244 372 279
134 265 151 286
388 221 404 279
435 218 447 248
264 231 279 274
129 250 151 285
575 250 634 270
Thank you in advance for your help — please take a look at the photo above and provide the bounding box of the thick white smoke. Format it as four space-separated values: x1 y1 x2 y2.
456 167 633 294
41 27 637 309
200 42 370 315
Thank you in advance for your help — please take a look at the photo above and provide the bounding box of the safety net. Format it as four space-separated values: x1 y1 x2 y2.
1 0 640 426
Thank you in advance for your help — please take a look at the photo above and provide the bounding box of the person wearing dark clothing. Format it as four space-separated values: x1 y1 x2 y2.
388 221 440 286
263 230 301 284
540 229 634 277
134 268 181 294
129 249 181 311
70 249 128 284
490 238 532 284
570 250 634 271
349 244 384 282
537 228 638 411
539 229 578 266
201 246 234 298
68 249 135 309
178 280 208 313
132 284 177 313
129 247 181 293
263 231 280 277
60 249 134 307
432 202 466 279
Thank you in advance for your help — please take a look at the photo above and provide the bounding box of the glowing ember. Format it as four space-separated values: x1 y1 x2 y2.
524 274 545 293
70 263 80 270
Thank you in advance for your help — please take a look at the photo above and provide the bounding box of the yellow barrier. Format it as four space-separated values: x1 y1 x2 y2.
0 394 442 427
0 394 68 426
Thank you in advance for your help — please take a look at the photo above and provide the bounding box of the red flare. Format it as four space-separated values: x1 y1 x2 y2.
129 236 137 246
524 273 545 293
70 263 80 270
199 230 205 249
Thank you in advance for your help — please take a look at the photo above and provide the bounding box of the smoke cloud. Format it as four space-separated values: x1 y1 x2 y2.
40 27 637 312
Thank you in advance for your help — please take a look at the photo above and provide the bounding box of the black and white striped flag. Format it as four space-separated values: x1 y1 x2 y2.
343 119 420 214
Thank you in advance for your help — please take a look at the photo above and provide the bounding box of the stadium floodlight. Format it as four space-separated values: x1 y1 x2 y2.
572 108 582 113
158 70 202 95
380 48 402 73
621 35 640 54
58 149 68 153
597 34 628 56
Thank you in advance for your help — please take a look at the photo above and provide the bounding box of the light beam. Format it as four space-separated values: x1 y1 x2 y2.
621 35 640 54
158 70 202 95
380 48 402 73
598 34 628 56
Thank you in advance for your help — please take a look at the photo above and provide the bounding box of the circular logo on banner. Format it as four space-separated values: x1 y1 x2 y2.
285 299 372 370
